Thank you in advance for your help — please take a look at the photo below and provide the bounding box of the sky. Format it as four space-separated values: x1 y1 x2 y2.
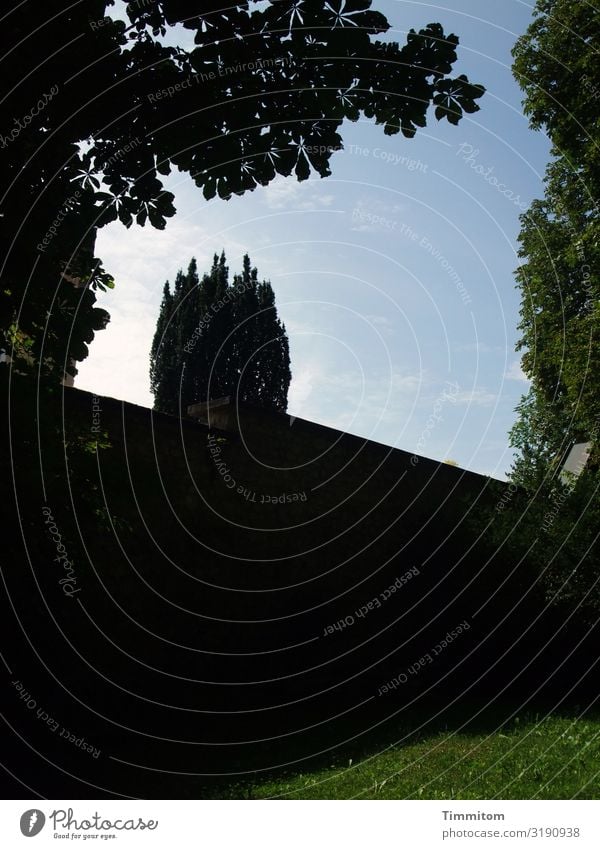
75 0 551 480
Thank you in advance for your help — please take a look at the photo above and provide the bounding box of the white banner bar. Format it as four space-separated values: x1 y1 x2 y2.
1 801 599 848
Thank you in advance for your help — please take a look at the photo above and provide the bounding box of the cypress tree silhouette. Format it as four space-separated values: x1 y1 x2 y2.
150 253 291 415
149 280 177 414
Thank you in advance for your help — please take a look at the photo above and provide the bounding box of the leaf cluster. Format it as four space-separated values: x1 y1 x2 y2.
0 1 483 382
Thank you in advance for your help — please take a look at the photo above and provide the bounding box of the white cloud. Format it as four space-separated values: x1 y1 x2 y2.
261 178 301 209
391 372 422 392
349 198 410 233
288 363 320 408
259 176 336 210
454 342 504 354
364 314 395 335
286 362 426 446
318 194 335 207
505 360 529 382
75 311 156 408
452 389 497 407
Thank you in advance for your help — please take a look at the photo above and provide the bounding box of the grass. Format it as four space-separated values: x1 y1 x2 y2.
204 713 600 799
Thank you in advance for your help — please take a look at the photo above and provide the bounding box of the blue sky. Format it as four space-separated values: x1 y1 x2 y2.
76 0 550 479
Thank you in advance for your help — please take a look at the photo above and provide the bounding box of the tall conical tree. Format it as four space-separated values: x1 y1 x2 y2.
150 253 291 415
149 281 178 414
235 273 291 412
178 257 201 409
188 252 234 404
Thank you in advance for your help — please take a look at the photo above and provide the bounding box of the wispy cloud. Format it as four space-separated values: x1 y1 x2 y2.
454 342 505 354
288 363 321 408
505 360 529 382
452 389 497 407
260 176 336 210
287 364 426 441
349 198 409 233
364 314 395 336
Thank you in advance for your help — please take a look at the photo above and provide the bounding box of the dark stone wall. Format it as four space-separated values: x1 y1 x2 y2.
1 380 597 797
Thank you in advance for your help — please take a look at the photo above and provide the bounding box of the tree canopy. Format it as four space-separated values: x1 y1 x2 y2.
150 253 291 415
1 0 484 383
494 0 600 616
510 0 600 473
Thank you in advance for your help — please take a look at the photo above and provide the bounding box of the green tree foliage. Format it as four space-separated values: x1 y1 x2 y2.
512 0 600 438
1 1 484 383
492 0 600 616
150 253 291 416
149 279 178 414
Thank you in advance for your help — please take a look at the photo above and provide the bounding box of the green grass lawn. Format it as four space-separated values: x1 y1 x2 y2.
208 714 600 800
